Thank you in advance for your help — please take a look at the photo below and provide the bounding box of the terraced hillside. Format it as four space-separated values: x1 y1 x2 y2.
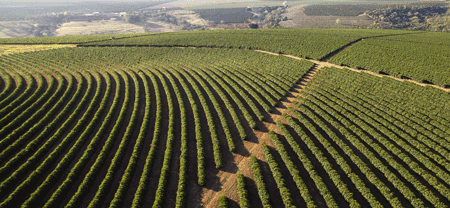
0 28 449 207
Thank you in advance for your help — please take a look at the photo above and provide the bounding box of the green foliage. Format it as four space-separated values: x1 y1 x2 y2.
236 173 250 208
84 28 411 60
329 34 450 86
261 143 295 208
301 66 450 207
0 71 101 208
218 195 228 208
268 130 316 208
0 33 151 44
276 119 338 208
125 15 141 24
132 69 164 208
151 69 176 208
2 28 449 208
249 155 272 208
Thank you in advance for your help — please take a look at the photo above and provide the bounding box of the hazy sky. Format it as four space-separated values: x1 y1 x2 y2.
0 0 257 7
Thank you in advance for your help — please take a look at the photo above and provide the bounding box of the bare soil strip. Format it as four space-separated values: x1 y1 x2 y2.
200 64 322 207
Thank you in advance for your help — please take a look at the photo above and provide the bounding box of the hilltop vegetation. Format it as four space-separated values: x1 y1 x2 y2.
303 2 450 32
365 2 450 31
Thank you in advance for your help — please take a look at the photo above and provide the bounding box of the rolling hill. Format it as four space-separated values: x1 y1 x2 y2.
0 28 449 207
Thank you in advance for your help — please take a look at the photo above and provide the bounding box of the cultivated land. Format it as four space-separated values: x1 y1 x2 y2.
280 4 373 29
0 28 449 207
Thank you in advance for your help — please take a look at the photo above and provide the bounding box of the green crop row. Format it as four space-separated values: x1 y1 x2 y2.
151 68 176 208
275 120 338 208
150 67 194 208
169 67 207 185
0 65 37 136
109 68 152 208
0 64 27 110
88 68 140 208
84 29 411 60
0 71 101 208
0 57 66 163
315 79 450 179
307 83 450 205
23 69 113 207
296 94 404 207
218 195 228 208
0 33 152 44
131 68 163 208
218 62 281 105
268 130 316 208
291 102 384 207
315 67 450 138
167 68 189 208
65 68 130 208
302 70 447 206
249 155 271 208
261 143 295 208
329 38 450 87
306 87 443 207
196 65 260 129
179 67 223 168
0 69 80 179
299 89 428 207
151 66 188 208
191 66 238 149
284 113 353 207
236 173 250 208
193 64 247 139
42 69 120 208
0 66 47 131
211 64 270 117
0 46 319 206
0 69 14 101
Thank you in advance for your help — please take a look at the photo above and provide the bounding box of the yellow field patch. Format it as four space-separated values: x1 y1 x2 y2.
0 44 76 55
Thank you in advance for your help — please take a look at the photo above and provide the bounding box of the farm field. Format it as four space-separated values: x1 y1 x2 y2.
0 33 153 44
329 32 450 87
0 45 75 56
279 4 374 29
81 28 416 59
0 28 449 207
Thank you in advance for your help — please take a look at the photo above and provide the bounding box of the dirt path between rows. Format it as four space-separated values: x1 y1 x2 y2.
255 49 450 92
201 44 449 206
200 63 322 207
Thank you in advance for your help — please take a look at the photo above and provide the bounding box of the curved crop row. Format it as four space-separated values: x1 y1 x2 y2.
261 143 295 208
0 71 102 208
268 130 316 208
249 155 271 208
131 68 163 208
306 85 450 206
